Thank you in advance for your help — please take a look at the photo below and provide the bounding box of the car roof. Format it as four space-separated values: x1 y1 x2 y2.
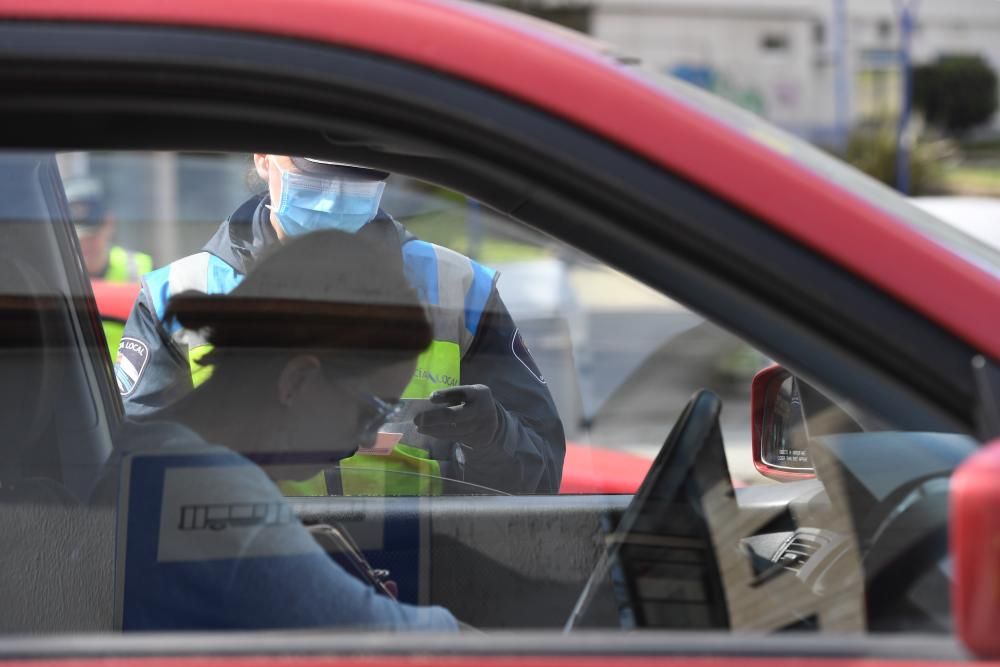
1 0 1000 360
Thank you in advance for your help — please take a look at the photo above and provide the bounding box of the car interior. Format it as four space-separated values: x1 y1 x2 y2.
0 152 966 637
0 21 984 641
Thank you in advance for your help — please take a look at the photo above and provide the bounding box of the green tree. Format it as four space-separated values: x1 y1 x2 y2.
843 119 955 195
914 55 998 136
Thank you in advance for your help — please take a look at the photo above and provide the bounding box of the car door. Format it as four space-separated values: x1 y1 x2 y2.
0 6 990 659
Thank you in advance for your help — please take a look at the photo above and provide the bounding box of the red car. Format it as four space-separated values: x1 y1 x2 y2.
0 0 998 664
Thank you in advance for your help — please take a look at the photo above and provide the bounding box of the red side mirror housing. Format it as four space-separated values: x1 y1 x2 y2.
751 364 815 482
952 437 1000 659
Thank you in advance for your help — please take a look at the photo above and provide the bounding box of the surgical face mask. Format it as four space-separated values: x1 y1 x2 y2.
272 164 386 236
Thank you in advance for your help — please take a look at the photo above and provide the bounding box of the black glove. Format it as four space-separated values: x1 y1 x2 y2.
413 384 501 449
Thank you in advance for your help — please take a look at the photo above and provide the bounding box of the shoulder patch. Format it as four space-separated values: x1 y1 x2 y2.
511 328 545 384
116 337 151 396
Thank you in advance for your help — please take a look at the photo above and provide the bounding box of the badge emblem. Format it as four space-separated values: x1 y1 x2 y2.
116 337 150 396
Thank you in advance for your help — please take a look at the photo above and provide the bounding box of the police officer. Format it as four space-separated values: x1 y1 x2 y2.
66 177 154 356
66 177 154 283
115 155 565 495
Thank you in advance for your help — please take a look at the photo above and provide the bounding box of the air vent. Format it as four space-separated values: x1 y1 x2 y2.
778 532 826 573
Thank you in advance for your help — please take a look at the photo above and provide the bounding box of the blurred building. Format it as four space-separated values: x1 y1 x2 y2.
61 1 1000 264
542 0 1000 144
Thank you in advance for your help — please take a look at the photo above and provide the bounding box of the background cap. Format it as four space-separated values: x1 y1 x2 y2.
63 177 108 232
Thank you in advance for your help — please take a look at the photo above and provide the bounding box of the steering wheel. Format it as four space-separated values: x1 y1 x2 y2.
565 390 727 631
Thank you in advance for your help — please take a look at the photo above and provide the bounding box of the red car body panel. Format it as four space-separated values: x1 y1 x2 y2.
951 437 1000 658
91 278 140 322
559 443 650 494
2 0 999 362
0 657 990 667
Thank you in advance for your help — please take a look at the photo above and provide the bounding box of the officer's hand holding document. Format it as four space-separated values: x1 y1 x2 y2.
362 398 437 455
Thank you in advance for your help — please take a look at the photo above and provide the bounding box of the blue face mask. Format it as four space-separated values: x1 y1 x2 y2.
273 165 387 237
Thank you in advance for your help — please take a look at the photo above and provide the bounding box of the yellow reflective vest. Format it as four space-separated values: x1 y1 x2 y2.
100 246 154 358
144 238 497 497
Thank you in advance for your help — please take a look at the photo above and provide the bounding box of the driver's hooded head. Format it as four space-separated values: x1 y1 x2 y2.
161 229 431 466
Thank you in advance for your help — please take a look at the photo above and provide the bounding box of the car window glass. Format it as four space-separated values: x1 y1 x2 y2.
0 149 961 637
61 151 779 496
634 67 1000 278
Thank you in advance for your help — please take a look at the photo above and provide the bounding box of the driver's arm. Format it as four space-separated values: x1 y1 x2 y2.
108 428 459 632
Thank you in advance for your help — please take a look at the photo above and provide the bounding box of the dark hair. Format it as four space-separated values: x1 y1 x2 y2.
244 154 266 196
164 230 432 379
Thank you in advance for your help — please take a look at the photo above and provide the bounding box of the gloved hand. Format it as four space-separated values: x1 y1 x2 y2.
413 384 501 449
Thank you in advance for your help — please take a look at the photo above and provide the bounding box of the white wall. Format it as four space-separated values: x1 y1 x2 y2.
576 0 1000 138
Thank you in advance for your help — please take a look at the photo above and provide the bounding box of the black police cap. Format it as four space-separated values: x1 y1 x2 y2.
290 157 390 182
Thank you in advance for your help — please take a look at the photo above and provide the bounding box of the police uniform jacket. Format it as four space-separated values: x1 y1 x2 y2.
114 195 565 494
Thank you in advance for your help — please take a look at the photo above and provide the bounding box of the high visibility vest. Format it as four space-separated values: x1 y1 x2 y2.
98 247 153 358
103 246 154 284
95 277 146 360
143 240 496 497
103 320 126 360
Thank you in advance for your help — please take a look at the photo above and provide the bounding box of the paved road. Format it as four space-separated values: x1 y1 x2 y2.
499 260 768 485
518 309 761 484
585 313 759 484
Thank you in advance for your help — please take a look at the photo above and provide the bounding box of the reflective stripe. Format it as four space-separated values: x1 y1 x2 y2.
204 254 244 295
146 253 244 377
175 255 243 386
464 260 496 336
145 253 210 335
432 244 467 341
142 265 174 328
404 239 496 355
162 253 244 305
402 241 440 306
168 254 213 354
167 253 211 296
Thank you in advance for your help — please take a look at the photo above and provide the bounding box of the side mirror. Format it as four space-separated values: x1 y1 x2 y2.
751 364 815 481
952 437 1000 659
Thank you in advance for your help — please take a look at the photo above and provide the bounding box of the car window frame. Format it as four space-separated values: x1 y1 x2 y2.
0 20 982 657
0 22 980 439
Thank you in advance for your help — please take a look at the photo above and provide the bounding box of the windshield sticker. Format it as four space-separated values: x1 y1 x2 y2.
116 337 150 396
